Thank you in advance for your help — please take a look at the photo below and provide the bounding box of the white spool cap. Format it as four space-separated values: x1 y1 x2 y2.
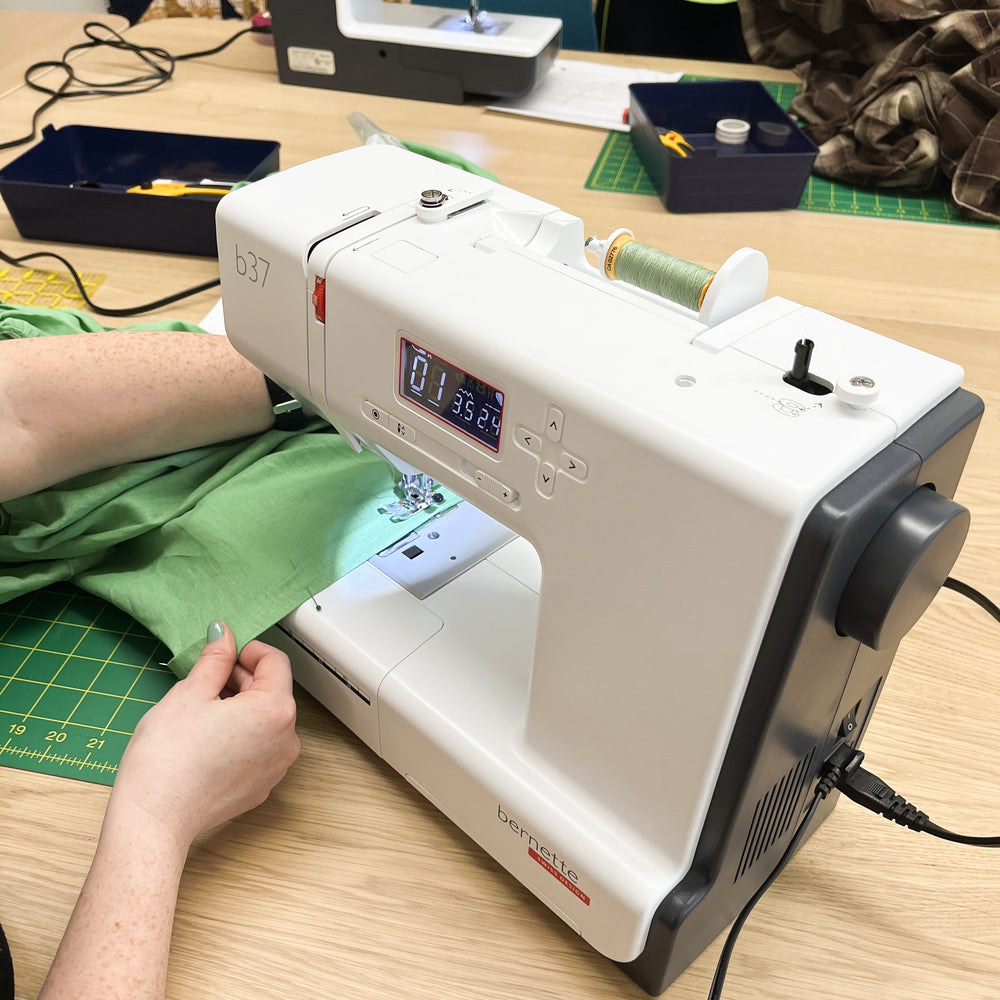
698 247 769 326
715 118 751 145
835 374 881 409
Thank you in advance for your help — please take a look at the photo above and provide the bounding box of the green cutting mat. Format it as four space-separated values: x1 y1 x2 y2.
586 79 993 228
0 584 175 786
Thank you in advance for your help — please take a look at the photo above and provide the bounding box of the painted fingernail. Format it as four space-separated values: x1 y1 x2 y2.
206 620 226 643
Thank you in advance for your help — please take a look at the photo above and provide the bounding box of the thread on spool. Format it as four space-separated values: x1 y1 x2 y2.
604 234 715 311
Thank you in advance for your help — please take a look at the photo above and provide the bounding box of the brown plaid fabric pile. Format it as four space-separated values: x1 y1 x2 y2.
737 1 1000 222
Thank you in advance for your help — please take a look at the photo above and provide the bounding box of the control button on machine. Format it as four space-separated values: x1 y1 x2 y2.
474 470 518 504
559 450 588 482
836 487 970 650
545 405 564 441
839 706 859 739
362 400 389 427
537 461 556 497
389 415 417 443
515 426 544 453
516 406 590 496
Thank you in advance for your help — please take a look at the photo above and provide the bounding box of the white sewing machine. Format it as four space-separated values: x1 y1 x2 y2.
268 0 560 103
216 145 981 993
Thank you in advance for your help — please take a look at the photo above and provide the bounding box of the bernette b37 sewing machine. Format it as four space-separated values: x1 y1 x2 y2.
216 145 982 994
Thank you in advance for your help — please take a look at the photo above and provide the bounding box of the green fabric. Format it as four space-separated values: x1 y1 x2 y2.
0 305 456 675
0 302 203 339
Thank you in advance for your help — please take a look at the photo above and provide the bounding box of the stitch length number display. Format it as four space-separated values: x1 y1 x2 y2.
234 244 270 287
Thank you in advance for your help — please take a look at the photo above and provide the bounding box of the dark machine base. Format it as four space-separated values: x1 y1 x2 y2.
269 0 559 104
621 387 983 994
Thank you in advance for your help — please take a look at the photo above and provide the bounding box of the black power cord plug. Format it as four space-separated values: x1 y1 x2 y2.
708 574 1000 998
813 742 927 827
830 749 1000 847
831 749 930 830
815 741 864 800
823 576 1000 847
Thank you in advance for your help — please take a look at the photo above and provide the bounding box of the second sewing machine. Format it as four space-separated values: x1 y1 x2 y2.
216 145 981 994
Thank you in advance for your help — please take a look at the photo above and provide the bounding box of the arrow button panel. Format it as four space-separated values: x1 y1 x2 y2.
514 407 590 499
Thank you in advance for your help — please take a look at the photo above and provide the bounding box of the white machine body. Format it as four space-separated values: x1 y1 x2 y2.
216 147 963 968
336 0 561 58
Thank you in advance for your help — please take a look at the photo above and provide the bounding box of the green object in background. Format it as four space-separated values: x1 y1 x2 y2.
586 79 993 228
403 140 501 183
0 584 175 786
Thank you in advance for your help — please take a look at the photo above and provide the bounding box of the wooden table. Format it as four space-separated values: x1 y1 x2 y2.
2 13 999 1000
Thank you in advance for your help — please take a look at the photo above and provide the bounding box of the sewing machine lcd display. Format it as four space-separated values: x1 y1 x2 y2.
399 338 504 452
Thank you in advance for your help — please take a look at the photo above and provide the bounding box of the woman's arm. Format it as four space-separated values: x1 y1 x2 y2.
0 330 276 502
37 623 301 1000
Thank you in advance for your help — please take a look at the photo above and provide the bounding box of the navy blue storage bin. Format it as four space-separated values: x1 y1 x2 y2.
0 125 280 257
629 80 817 213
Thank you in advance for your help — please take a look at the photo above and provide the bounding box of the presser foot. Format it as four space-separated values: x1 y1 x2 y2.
379 473 446 522
435 6 506 35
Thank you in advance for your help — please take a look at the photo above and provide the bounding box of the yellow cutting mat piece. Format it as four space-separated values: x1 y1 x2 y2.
0 265 106 309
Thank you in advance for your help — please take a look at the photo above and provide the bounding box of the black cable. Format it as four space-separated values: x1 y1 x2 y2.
943 576 1000 624
0 246 219 317
823 575 1000 846
173 25 258 60
832 750 1000 846
0 20 272 312
706 573 1000 997
707 790 824 1000
0 89 64 153
919 818 1000 847
1 20 263 152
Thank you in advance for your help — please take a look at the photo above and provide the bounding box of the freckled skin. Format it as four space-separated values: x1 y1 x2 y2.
37 624 300 1000
2 333 297 996
0 330 275 502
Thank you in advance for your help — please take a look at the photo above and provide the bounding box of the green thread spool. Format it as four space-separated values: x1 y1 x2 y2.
604 232 715 311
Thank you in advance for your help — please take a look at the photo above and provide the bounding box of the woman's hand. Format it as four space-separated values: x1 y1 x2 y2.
110 621 301 852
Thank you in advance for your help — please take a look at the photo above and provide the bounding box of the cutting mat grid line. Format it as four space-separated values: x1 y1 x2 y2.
0 265 106 309
0 584 176 786
586 79 993 228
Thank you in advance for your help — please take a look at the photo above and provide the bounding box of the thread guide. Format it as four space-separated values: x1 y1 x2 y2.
783 338 833 396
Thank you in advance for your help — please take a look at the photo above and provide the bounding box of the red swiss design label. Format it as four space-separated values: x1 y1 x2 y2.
528 848 591 906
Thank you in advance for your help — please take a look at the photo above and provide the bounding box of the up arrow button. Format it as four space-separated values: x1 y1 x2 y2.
545 405 564 442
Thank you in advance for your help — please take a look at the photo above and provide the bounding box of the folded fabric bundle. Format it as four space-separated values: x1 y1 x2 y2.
738 0 1000 222
0 305 455 675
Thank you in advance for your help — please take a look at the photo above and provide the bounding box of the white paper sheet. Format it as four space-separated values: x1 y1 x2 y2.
486 58 683 131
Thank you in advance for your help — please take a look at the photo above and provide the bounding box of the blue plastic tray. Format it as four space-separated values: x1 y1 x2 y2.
628 80 817 213
0 125 279 256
